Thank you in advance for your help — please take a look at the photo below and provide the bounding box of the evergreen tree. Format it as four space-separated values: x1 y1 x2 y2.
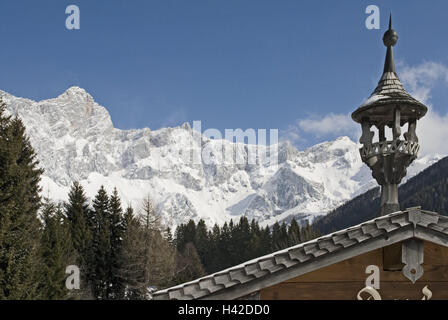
173 242 205 284
280 222 289 249
288 218 302 246
300 221 320 241
0 103 43 299
250 219 261 238
248 219 262 259
218 222 232 269
64 181 93 297
259 226 272 254
165 227 174 246
234 216 251 261
184 220 197 249
194 219 210 270
109 188 125 299
174 223 186 251
117 207 147 299
208 224 221 273
227 219 240 265
271 222 282 251
123 206 134 231
91 186 111 299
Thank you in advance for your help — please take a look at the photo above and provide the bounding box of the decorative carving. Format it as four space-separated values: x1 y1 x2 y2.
377 123 386 142
359 121 374 148
422 285 432 300
356 285 432 300
404 119 418 143
357 286 382 300
393 107 401 139
402 239 424 283
360 140 420 162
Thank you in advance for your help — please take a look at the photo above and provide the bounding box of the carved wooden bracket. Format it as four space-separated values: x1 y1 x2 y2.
360 121 374 147
402 239 424 283
404 119 418 143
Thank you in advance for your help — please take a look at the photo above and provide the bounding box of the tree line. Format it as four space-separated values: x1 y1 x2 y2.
175 217 320 275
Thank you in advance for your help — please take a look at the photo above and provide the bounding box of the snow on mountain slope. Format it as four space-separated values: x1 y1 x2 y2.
0 87 442 228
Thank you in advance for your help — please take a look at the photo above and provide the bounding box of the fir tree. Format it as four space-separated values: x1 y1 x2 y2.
279 222 289 249
165 227 174 245
248 220 262 259
184 220 197 249
0 103 43 299
109 188 125 299
288 218 302 246
218 222 232 268
91 186 111 299
230 216 251 263
271 222 282 251
123 206 134 230
259 226 273 254
208 224 221 273
117 207 147 299
39 199 75 300
64 181 93 297
194 219 209 270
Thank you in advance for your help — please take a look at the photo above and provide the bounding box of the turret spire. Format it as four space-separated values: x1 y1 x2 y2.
382 13 398 74
351 14 428 217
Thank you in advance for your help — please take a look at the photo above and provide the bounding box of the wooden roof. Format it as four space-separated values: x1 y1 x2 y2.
152 207 448 300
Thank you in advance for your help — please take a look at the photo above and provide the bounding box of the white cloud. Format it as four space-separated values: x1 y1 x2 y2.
281 123 302 145
417 109 448 156
297 113 359 139
400 61 448 103
281 113 360 147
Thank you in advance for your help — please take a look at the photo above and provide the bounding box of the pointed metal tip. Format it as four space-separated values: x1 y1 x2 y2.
383 12 398 48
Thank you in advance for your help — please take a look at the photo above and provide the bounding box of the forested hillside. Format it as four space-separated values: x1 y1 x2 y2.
315 156 448 235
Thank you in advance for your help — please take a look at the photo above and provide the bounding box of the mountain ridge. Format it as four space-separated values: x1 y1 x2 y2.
0 87 442 228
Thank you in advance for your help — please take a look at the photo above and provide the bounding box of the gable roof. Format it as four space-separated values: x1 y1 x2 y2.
152 208 448 300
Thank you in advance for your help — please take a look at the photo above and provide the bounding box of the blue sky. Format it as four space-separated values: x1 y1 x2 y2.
0 0 447 151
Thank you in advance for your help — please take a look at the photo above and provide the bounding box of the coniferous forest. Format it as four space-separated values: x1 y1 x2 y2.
0 99 320 300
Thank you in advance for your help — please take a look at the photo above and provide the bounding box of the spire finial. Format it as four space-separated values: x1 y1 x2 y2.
389 12 392 30
382 13 398 73
383 13 398 47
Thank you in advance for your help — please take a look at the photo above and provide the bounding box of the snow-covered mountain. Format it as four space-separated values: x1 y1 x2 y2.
0 87 442 228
